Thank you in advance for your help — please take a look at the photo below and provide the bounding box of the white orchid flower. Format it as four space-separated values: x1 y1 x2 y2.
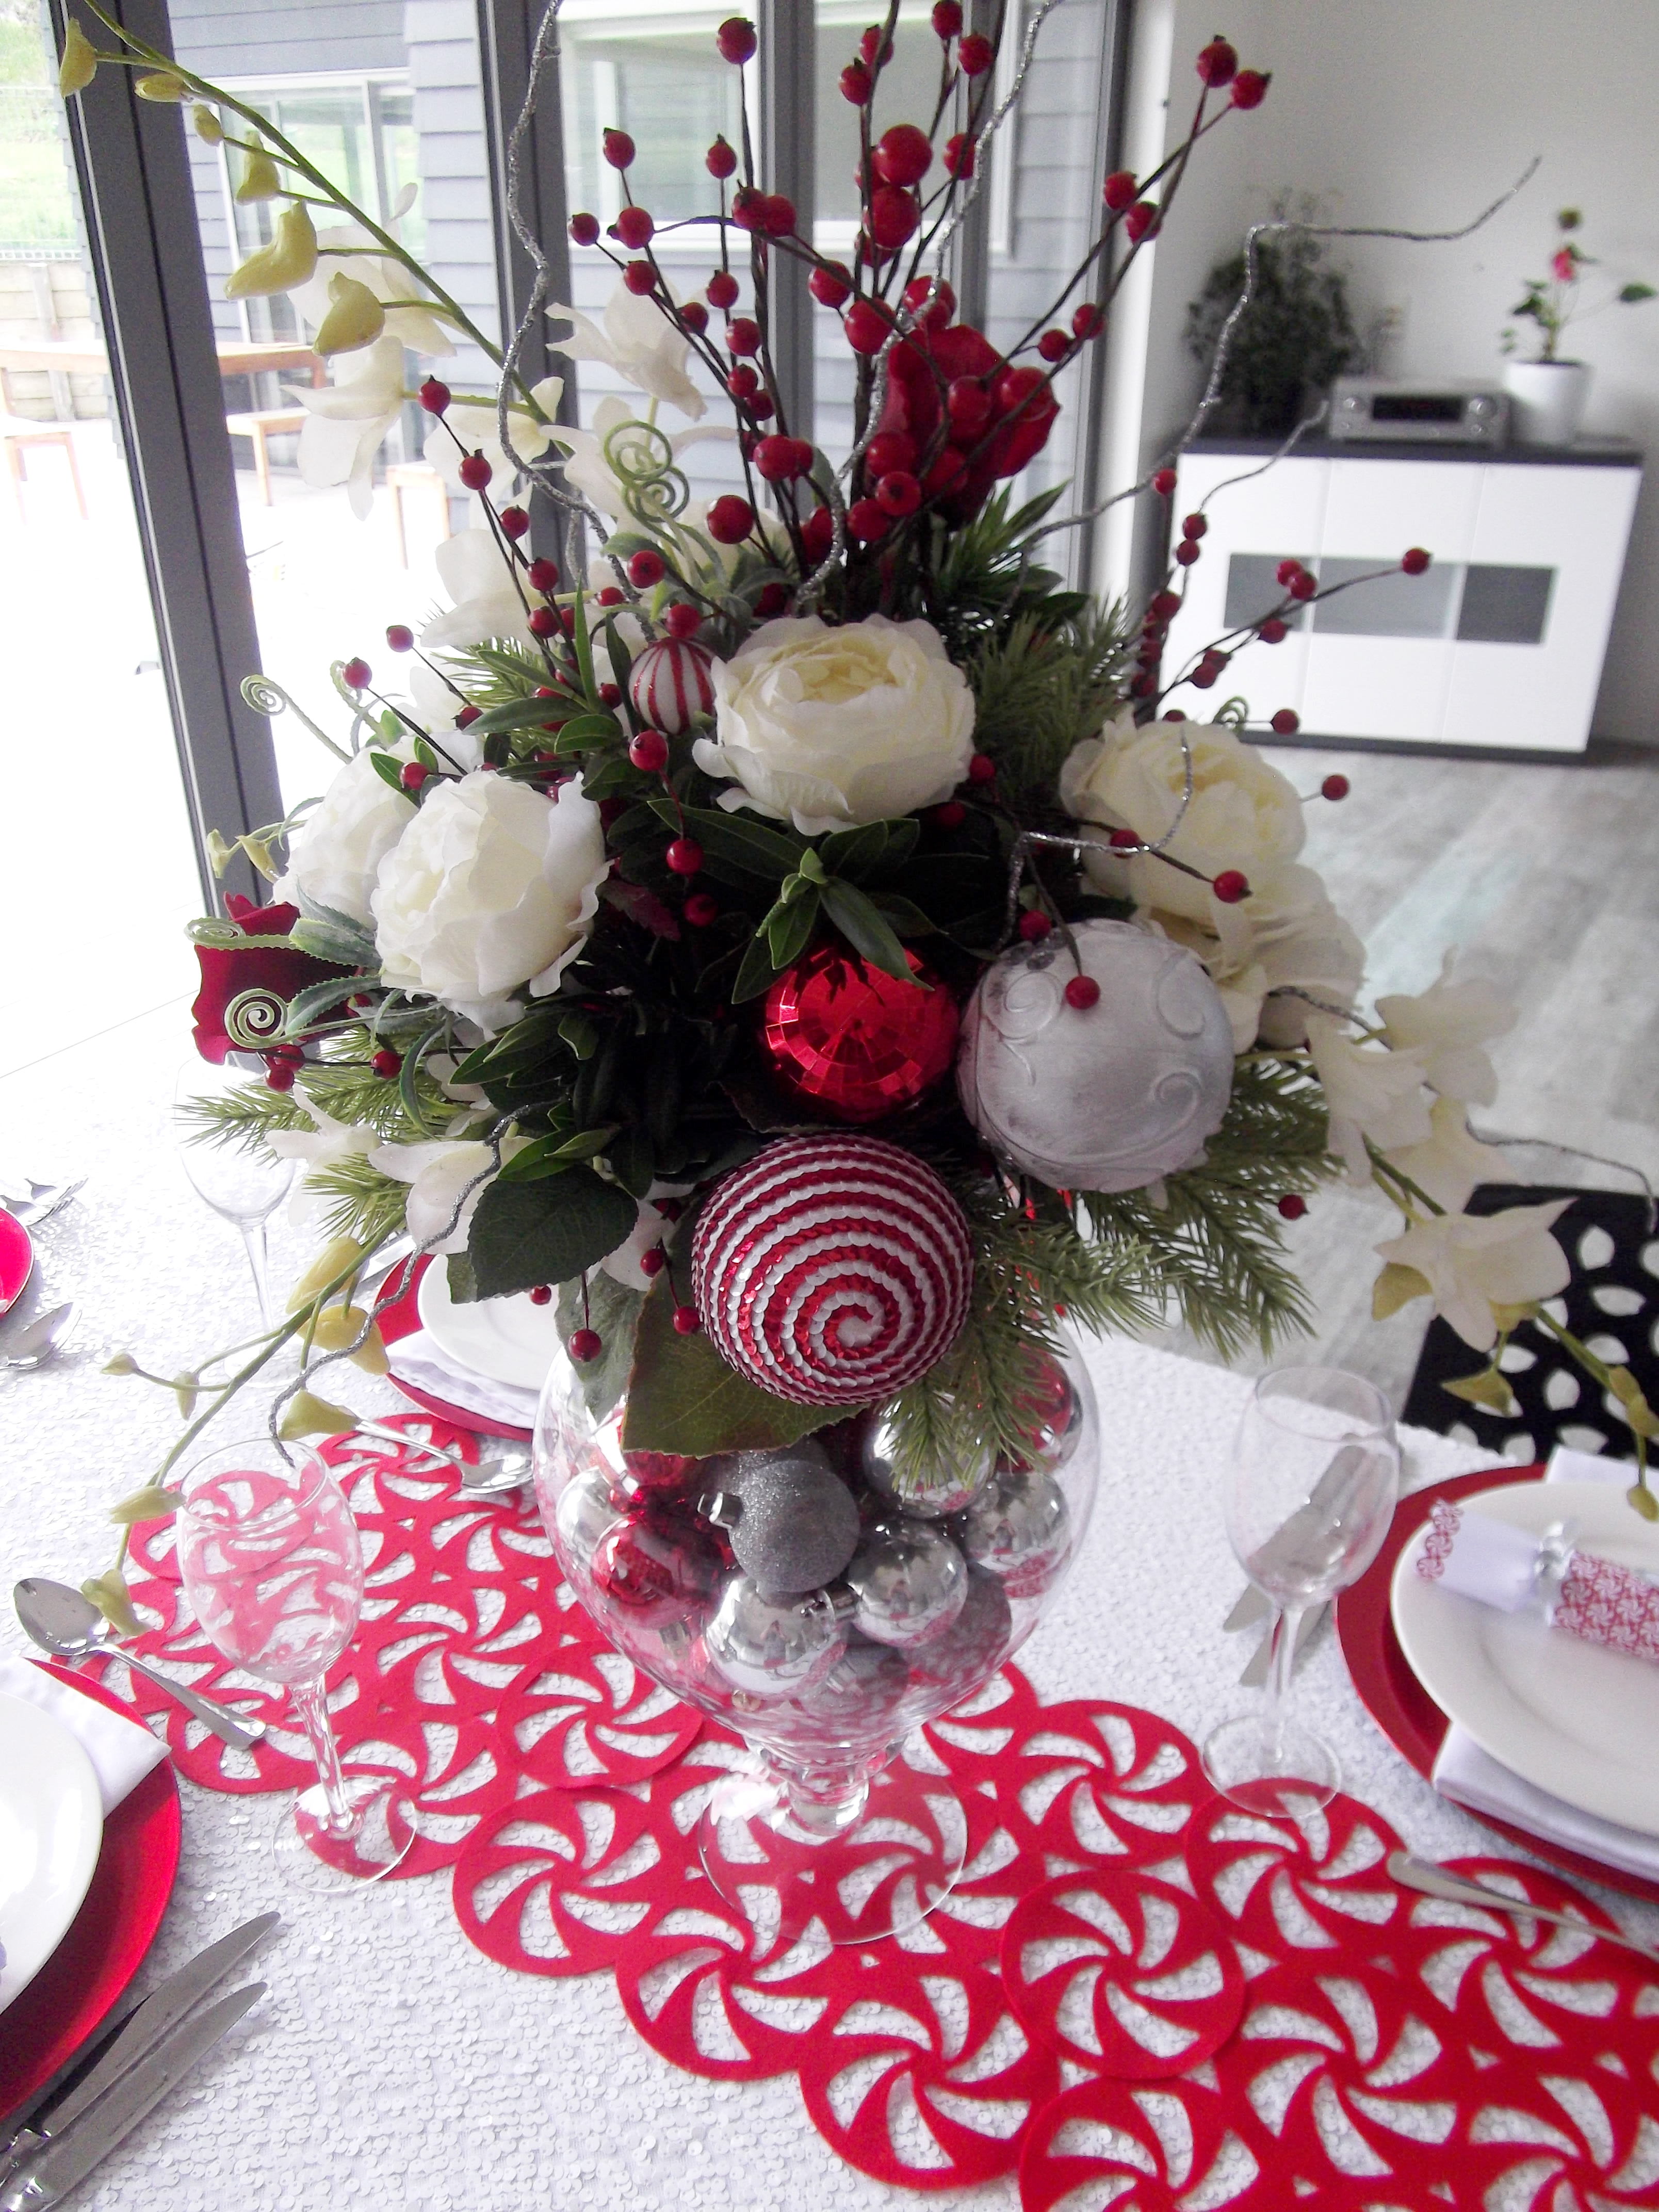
1306 1014 1433 1182
547 278 708 419
368 1134 527 1255
555 396 733 521
294 335 408 519
1152 862 1365 1053
418 527 540 654
1382 1096 1519 1213
1375 1198 1571 1351
1375 953 1518 1107
268 1102 376 1227
428 376 566 494
288 219 455 359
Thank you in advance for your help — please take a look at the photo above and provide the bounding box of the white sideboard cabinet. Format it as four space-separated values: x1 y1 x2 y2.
1163 438 1641 753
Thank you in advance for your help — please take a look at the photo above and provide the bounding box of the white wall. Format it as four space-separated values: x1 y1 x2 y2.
1108 0 1659 742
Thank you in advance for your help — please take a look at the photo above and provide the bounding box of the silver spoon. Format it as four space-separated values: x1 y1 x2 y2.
14 1577 267 1751
1388 1850 1659 1967
1 1302 78 1371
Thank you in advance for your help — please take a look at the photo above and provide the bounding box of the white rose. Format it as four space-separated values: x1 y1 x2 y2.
371 772 607 1032
1375 1198 1571 1352
694 614 976 835
1061 712 1306 924
281 741 416 927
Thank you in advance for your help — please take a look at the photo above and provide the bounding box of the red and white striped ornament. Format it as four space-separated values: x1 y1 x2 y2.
627 638 715 735
691 1134 972 1407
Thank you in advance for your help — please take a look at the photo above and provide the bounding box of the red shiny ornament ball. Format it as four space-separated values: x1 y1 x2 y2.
398 762 428 794
499 505 530 540
1072 302 1104 341
680 301 709 334
706 136 738 180
1230 68 1268 108
843 300 892 355
418 377 450 413
569 1327 603 1363
946 377 992 437
717 15 757 63
944 132 974 179
622 261 656 296
847 497 890 542
1017 909 1052 942
809 261 853 308
456 704 481 727
342 656 371 690
873 123 932 187
622 1449 701 1491
1124 201 1157 245
1064 975 1100 1010
707 494 755 544
932 0 962 31
673 1304 701 1335
1182 512 1208 539
639 1246 665 1277
859 24 886 64
603 128 635 170
839 59 873 104
727 316 761 356
1149 586 1181 619
726 364 760 401
598 682 621 708
1258 616 1288 644
665 837 704 876
1103 169 1138 212
1151 468 1177 497
1037 328 1069 363
458 452 492 491
1288 570 1318 600
1322 773 1351 801
868 185 919 252
1277 1193 1308 1221
385 624 413 653
569 211 601 248
1401 546 1432 575
761 945 958 1125
1174 539 1201 566
801 505 835 564
731 186 767 232
372 1047 403 1079
1108 826 1141 852
1270 708 1300 735
761 193 796 237
957 30 993 72
1275 558 1303 585
1196 36 1238 85
590 1513 713 1627
864 430 916 477
1212 869 1250 903
528 1284 553 1305
707 269 740 309
754 581 789 617
875 469 921 516
684 891 720 926
264 1060 296 1092
527 607 558 638
628 729 669 773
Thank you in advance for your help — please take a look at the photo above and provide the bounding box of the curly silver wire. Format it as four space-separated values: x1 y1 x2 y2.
997 718 1195 945
931 0 1069 268
1033 155 1543 549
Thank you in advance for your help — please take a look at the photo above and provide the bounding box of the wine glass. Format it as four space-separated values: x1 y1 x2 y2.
175 1436 414 1892
173 1056 295 1328
1202 1367 1400 1814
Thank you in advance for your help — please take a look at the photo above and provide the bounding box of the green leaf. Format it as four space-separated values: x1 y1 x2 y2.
816 820 907 882
867 892 937 936
289 913 377 967
622 1272 837 1456
652 799 804 881
820 877 916 982
366 749 411 794
466 1170 638 1300
283 974 370 1035
463 694 578 737
733 928 785 1004
1619 282 1657 304
766 885 820 970
572 588 598 701
550 712 623 750
608 1124 657 1198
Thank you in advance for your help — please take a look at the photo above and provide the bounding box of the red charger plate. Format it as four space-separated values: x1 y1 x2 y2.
0 1665 181 2116
378 1255 533 1443
1336 1461 1659 1906
0 1208 32 1314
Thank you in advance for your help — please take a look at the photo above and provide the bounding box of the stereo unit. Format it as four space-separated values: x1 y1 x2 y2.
1330 379 1509 445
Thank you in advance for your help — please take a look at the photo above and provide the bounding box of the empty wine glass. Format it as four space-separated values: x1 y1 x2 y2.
176 1436 414 1892
173 1056 295 1328
1202 1367 1400 1814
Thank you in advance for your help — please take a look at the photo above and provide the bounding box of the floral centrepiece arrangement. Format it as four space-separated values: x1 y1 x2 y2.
58 5 1657 1668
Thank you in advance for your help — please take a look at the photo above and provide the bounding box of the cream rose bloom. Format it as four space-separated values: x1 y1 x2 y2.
371 772 607 1032
1153 861 1365 1052
279 740 416 926
1061 712 1306 924
694 614 976 835
1375 1198 1571 1352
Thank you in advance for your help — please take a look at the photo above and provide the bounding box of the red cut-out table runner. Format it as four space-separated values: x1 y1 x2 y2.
108 1419 1659 2200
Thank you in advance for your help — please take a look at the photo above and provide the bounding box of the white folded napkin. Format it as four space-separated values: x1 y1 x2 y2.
1433 1721 1659 1882
389 1328 540 1430
1547 1443 1639 1485
0 1655 167 1816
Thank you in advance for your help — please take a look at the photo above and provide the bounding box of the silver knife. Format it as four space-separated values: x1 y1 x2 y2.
0 1985 264 2212
0 1914 278 2173
1239 1602 1328 1687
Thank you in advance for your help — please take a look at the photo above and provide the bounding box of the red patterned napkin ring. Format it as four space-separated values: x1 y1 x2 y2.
490 1636 702 1792
796 1943 1062 2192
1558 1549 1659 1663
1209 1954 1481 2203
1185 1789 1419 1964
1000 1867 1244 2079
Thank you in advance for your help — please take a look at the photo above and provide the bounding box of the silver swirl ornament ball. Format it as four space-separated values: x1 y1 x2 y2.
691 1134 973 1406
956 918 1234 1193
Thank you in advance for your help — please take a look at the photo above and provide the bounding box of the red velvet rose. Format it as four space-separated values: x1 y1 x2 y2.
190 893 350 1064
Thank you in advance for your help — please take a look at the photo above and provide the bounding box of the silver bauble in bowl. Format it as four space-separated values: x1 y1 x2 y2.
844 1518 969 1649
555 1462 626 1572
956 917 1233 1192
703 1441 861 1597
704 1574 846 1699
958 1461 1072 1599
859 1413 996 1519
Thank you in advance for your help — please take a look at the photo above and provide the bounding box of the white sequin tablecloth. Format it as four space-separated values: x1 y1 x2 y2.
3 1016 1656 2211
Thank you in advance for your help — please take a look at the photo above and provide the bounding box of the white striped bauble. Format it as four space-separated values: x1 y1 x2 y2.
627 638 715 735
690 1134 972 1406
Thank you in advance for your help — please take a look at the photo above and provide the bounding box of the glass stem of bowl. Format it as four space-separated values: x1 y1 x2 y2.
238 1218 274 1331
1262 1603 1306 1753
783 1763 873 1839
290 1672 356 1836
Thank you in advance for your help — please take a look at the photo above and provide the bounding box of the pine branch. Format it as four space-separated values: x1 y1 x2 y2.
969 606 1133 810
297 1153 411 1248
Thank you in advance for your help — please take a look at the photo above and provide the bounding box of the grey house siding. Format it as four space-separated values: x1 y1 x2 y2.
168 0 406 77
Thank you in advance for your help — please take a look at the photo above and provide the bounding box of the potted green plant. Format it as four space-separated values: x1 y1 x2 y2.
1185 214 1361 435
1502 206 1654 445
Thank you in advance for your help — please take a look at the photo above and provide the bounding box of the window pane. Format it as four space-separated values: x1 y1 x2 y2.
168 0 502 809
0 4 200 1075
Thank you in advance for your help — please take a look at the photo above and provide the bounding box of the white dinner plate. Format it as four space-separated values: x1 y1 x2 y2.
0 1692 104 2015
1392 1479 1659 1838
417 1258 564 1390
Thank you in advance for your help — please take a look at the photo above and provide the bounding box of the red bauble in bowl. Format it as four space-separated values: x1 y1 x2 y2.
760 944 958 1123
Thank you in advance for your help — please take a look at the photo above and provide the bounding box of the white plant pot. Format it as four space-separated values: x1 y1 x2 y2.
1503 359 1593 447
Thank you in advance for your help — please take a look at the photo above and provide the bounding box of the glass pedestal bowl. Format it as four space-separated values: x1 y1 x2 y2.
533 1335 1097 1944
